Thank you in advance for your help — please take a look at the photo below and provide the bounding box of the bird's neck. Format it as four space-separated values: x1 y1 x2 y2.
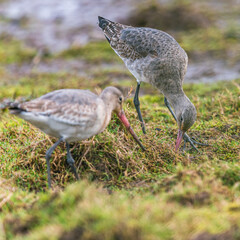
100 98 115 132
166 92 192 118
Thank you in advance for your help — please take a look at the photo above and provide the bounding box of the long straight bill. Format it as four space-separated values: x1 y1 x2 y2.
117 110 145 151
176 129 184 151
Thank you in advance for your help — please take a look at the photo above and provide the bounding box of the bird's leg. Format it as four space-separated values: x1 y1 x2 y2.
66 142 79 180
164 97 208 151
164 97 177 122
45 137 63 189
182 134 208 152
134 82 146 134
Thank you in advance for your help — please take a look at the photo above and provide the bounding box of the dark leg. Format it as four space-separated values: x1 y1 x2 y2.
134 82 146 134
164 97 177 122
66 142 79 180
45 137 63 189
164 97 208 152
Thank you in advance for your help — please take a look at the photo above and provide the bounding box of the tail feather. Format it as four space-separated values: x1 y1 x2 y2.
98 16 127 43
0 100 25 114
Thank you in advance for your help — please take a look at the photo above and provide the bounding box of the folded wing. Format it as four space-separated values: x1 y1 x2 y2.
19 89 100 127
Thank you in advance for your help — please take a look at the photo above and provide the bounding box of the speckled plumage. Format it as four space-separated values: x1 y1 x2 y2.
99 16 197 143
98 16 188 97
97 16 204 151
121 29 186 92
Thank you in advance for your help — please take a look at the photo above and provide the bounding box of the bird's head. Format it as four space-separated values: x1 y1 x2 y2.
100 87 145 151
175 103 197 151
100 86 124 115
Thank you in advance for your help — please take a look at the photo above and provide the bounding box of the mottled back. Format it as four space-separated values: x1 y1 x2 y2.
98 16 188 87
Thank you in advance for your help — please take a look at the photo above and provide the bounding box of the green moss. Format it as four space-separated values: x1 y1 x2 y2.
216 165 240 187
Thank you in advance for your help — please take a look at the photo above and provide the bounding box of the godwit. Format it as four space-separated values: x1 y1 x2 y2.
4 87 145 188
98 16 207 151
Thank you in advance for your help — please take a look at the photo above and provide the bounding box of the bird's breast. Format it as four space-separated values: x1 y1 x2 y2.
124 58 148 83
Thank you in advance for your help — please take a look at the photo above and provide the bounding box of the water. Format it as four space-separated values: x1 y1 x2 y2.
185 60 240 83
0 0 135 51
0 0 239 82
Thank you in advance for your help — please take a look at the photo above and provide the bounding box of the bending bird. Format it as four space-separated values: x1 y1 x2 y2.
98 16 207 151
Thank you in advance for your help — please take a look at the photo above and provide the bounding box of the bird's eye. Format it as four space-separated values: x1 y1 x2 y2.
180 116 183 122
119 97 122 103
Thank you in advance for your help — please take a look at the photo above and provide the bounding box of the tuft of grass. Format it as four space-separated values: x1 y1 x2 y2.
216 164 240 187
0 79 239 191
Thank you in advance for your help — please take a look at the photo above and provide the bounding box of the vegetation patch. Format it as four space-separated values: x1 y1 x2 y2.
57 41 120 63
191 226 240 240
0 34 36 65
1 79 239 239
1 181 240 240
216 165 240 187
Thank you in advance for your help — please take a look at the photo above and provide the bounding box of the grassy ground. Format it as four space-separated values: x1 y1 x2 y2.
0 35 240 239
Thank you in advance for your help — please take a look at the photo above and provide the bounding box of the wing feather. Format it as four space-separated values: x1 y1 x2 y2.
19 89 100 127
111 27 179 61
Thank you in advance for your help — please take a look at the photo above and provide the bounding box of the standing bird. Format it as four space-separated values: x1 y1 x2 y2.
3 87 145 188
98 16 206 151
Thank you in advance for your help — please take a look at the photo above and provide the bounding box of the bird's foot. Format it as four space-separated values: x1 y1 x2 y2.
66 142 80 180
67 154 80 180
141 123 146 134
182 133 209 152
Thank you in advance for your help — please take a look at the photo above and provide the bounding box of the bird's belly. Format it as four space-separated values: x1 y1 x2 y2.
46 118 104 143
18 112 103 143
17 112 60 138
125 57 184 95
125 59 151 83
